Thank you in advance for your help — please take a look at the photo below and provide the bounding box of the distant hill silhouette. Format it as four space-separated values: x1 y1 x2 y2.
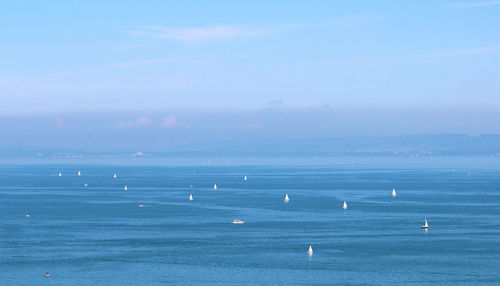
3 134 499 159
163 134 500 156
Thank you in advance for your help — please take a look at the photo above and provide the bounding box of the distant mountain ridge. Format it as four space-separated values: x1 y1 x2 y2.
167 134 500 156
2 134 500 159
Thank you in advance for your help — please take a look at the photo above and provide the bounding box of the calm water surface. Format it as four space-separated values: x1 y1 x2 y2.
1 159 499 285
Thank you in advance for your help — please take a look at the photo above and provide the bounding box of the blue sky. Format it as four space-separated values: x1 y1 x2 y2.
1 1 500 148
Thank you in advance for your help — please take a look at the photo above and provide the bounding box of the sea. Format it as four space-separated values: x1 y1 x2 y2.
0 156 499 285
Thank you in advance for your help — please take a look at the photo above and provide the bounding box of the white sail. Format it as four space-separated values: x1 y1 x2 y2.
124 185 128 191
77 171 81 176
343 201 348 209
308 245 313 255
113 173 117 179
244 175 247 181
58 172 62 177
213 184 217 190
189 194 194 201
421 217 429 229
392 188 397 197
284 194 290 203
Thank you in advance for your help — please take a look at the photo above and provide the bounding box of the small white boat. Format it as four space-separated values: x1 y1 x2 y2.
421 217 429 229
138 204 144 207
113 173 117 179
244 175 247 181
84 183 88 187
189 194 194 201
392 188 397 197
284 194 290 203
58 172 62 177
233 219 245 224
26 214 30 218
77 171 81 176
44 272 51 277
307 245 313 256
343 201 348 210
213 184 217 190
124 185 128 191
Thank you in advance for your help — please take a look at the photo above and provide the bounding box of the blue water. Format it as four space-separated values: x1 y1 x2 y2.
1 159 500 285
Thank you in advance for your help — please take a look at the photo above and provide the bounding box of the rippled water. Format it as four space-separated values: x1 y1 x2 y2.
1 160 499 285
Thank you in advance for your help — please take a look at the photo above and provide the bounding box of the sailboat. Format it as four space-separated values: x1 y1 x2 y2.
58 172 62 177
233 219 245 224
307 245 313 256
343 201 348 210
284 194 290 203
77 171 81 176
189 194 194 201
213 184 217 190
244 175 247 181
113 173 117 179
392 188 397 197
421 217 429 229
124 185 128 191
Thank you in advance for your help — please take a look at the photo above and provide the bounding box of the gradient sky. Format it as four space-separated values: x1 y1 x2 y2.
1 1 500 149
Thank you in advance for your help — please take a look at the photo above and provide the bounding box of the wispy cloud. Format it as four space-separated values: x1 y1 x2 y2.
160 116 178 128
129 26 269 42
242 123 263 129
54 117 64 129
268 100 283 107
59 58 208 76
116 116 151 128
160 115 190 128
450 1 500 8
434 47 500 57
129 15 382 43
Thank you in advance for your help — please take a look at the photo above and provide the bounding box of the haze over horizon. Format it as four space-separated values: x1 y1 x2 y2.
1 1 500 149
